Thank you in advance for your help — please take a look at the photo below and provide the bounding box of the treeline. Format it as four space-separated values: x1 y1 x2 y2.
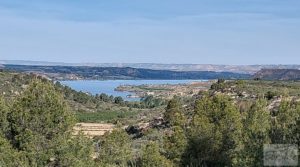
94 93 166 109
55 81 166 109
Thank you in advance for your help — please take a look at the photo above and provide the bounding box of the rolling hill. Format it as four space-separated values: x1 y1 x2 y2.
3 64 250 80
254 69 300 80
2 60 300 74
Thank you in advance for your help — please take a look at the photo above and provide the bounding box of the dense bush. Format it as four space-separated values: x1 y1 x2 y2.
0 80 95 167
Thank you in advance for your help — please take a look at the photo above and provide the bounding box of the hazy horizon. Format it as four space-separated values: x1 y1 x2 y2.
1 59 300 66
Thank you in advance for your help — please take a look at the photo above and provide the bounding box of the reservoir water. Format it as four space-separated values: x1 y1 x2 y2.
60 80 206 101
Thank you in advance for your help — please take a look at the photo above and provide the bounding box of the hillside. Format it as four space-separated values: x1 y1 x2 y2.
1 71 300 166
0 71 160 124
254 69 300 80
3 64 250 80
2 60 300 74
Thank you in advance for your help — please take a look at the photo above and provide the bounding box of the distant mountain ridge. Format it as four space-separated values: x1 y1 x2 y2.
3 64 250 80
1 60 300 74
254 69 300 80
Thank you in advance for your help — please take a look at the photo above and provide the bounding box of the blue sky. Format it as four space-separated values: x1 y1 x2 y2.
0 0 300 64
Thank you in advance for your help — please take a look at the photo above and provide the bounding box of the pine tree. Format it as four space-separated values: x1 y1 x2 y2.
163 126 187 165
235 99 271 166
52 133 96 167
184 95 242 166
0 134 30 167
164 97 186 127
6 80 95 166
0 97 9 135
140 142 173 167
270 99 300 145
97 128 132 166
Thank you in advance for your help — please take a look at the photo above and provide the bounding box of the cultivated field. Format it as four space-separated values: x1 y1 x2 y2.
73 123 115 137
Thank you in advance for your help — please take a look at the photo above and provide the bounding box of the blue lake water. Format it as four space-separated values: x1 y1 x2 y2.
60 80 206 101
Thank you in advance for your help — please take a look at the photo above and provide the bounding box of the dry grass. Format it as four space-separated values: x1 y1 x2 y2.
73 123 115 137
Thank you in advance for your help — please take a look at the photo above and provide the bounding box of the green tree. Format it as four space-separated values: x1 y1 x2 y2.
270 99 300 145
210 79 226 92
265 91 278 100
141 95 165 108
8 80 78 166
163 126 187 165
140 142 173 167
52 133 96 167
97 128 132 166
0 134 29 167
98 93 110 102
184 95 242 166
0 97 9 135
164 98 186 127
235 99 271 167
114 96 124 105
0 77 100 166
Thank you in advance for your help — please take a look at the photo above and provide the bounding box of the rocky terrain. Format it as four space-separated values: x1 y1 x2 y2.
116 81 213 99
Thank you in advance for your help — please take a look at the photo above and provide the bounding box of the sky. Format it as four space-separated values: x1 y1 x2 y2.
0 0 300 65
